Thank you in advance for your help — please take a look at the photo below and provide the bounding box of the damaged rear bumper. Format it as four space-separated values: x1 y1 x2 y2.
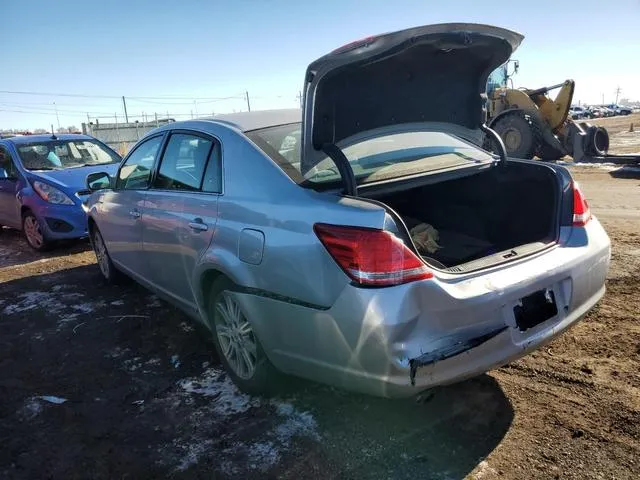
235 218 610 398
408 326 507 386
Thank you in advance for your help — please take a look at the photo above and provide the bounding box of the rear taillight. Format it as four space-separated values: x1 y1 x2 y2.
572 182 592 226
314 223 433 287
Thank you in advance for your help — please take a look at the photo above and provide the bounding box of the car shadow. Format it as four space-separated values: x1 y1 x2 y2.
609 165 640 180
278 374 513 479
0 264 513 480
0 227 91 269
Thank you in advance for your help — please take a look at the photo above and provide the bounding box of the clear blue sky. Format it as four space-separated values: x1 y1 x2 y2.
1 0 638 130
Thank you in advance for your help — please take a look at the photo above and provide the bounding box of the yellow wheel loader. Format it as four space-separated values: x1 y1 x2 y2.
485 61 612 162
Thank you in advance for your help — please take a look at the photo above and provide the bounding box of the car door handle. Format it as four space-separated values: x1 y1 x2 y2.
129 209 141 219
188 219 208 232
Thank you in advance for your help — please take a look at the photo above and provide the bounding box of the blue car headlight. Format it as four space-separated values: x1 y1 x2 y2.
32 181 75 205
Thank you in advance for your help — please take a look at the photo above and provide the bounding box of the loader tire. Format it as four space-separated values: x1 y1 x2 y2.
490 112 541 160
537 142 566 161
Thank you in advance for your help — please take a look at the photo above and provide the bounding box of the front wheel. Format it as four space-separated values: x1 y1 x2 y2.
207 278 279 395
90 224 120 283
490 112 542 160
22 212 50 251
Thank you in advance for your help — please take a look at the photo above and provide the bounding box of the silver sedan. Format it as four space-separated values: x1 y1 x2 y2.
86 23 610 397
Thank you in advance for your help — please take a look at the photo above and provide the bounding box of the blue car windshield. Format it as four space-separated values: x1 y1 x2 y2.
17 139 120 171
248 123 494 186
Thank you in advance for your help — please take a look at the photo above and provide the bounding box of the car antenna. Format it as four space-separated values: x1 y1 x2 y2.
50 124 57 140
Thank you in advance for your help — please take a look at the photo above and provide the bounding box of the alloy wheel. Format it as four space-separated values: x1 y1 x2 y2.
24 215 44 249
92 229 110 278
214 292 258 380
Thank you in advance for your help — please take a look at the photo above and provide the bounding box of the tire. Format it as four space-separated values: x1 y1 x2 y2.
22 211 50 251
537 142 566 161
89 224 120 283
490 112 542 159
206 277 279 395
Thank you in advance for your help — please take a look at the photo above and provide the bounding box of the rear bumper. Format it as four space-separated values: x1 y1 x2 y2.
236 218 611 398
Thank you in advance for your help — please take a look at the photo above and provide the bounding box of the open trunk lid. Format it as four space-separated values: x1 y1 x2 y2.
300 23 523 175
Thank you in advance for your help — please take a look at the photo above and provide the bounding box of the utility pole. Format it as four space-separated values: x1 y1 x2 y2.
194 99 198 118
245 90 251 112
53 102 61 130
122 96 129 123
614 86 622 105
601 93 605 105
296 90 303 107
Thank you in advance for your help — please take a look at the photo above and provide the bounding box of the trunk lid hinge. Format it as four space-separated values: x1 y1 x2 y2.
481 124 508 167
321 143 358 196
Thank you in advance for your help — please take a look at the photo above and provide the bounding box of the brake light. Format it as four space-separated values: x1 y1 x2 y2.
572 182 591 226
314 223 433 286
331 36 377 55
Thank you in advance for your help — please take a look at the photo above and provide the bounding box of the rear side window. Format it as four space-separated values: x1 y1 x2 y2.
117 135 163 190
153 133 214 192
247 123 493 187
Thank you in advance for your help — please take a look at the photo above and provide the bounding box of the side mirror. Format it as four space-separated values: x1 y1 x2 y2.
86 172 112 191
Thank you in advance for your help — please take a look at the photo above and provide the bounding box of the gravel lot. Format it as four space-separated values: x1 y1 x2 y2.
0 166 638 480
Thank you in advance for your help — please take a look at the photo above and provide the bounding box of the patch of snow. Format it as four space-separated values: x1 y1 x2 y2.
171 355 181 369
247 441 280 470
72 302 97 313
20 398 43 419
1 290 103 331
32 332 45 341
178 368 259 415
158 369 321 475
38 395 67 404
123 357 143 372
110 300 125 306
51 284 72 292
106 346 130 358
560 161 640 173
146 358 161 366
174 439 214 472
272 402 320 446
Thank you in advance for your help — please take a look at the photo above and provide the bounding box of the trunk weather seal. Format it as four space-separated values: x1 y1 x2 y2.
409 325 508 385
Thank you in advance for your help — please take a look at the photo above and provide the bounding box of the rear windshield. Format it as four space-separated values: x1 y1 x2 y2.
16 139 121 171
247 122 494 186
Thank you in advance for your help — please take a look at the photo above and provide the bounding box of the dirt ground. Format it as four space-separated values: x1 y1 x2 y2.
1 167 639 480
586 113 640 155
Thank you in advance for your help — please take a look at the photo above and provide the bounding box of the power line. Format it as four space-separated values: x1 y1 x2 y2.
0 89 248 101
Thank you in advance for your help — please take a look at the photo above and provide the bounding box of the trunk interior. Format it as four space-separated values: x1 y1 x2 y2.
366 163 559 272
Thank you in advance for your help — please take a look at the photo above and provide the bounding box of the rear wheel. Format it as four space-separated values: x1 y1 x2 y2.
22 211 50 251
490 112 542 159
207 277 278 395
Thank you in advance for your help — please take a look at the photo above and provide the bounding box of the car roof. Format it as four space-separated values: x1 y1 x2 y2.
4 133 94 145
195 109 302 132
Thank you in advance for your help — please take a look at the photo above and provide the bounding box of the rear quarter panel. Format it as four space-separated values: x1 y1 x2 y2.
192 126 388 312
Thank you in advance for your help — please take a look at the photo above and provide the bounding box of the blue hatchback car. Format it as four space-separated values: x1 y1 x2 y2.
0 134 121 250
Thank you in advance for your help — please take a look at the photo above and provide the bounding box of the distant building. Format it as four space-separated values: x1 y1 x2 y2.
82 118 174 155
